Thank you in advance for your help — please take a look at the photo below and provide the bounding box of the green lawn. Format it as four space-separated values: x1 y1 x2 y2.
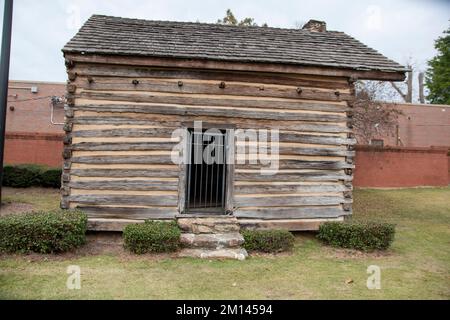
0 187 449 299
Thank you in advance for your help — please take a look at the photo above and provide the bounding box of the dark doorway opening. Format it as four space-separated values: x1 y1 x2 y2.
185 128 227 214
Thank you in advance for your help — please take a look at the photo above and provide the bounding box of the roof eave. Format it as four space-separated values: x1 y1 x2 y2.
63 52 407 82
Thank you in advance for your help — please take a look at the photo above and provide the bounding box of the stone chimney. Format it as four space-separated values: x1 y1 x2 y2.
302 19 327 32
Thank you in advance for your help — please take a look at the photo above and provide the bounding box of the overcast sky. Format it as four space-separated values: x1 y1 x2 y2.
1 0 449 82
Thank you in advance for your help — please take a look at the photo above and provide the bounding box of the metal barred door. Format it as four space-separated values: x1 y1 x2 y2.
185 129 227 214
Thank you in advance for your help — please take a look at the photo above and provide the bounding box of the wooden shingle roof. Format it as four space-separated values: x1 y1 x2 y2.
63 15 407 74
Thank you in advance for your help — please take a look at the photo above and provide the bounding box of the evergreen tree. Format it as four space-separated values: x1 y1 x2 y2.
425 25 450 104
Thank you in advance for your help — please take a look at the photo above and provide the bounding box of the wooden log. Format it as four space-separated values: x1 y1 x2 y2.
71 155 174 164
62 148 72 159
72 64 351 89
64 106 74 118
60 197 69 209
236 160 354 170
63 160 71 170
235 171 352 182
63 122 73 133
275 133 356 145
63 135 72 145
69 194 178 206
238 146 354 157
71 169 179 178
234 206 346 219
72 115 351 133
71 142 176 151
72 127 176 138
77 91 349 113
69 180 178 191
64 53 406 81
74 104 346 122
78 206 177 219
234 195 349 207
61 186 70 197
237 217 346 231
75 77 353 102
235 183 351 194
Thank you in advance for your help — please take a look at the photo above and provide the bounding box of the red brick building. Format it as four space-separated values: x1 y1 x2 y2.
5 80 65 167
354 102 450 187
370 103 450 148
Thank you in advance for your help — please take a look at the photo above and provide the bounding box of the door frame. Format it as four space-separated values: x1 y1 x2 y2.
178 122 235 215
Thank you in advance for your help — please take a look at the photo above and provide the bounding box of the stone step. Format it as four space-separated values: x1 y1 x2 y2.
177 216 240 234
180 232 244 249
178 248 248 260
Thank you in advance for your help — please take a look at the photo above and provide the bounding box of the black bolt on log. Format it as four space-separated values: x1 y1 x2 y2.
219 81 226 89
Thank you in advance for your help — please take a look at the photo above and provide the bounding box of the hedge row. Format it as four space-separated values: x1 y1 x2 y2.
123 221 181 254
2 164 61 188
242 229 295 253
0 209 87 253
317 221 395 251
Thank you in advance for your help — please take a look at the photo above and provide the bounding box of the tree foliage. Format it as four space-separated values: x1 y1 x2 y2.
217 9 267 27
425 25 450 104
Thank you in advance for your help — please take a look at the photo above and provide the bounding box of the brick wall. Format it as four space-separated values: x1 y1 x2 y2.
4 132 63 167
362 103 450 148
4 81 65 167
6 80 65 133
354 146 449 187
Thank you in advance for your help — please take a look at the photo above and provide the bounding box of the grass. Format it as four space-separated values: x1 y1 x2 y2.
0 187 449 299
2 187 60 212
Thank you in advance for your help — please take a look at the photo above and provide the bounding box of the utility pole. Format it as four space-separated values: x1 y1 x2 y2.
418 72 425 104
0 0 14 206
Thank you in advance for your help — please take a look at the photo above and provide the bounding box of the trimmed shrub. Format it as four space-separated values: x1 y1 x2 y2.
242 229 295 253
2 164 43 188
2 164 61 188
0 209 87 253
123 221 181 254
40 168 62 188
317 221 395 251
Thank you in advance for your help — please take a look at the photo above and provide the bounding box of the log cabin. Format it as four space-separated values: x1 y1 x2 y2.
61 15 407 232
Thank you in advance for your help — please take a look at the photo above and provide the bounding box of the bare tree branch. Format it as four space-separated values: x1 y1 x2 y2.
353 81 403 144
389 81 407 101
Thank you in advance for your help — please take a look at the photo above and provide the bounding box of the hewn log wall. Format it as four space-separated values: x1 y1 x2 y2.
62 58 356 224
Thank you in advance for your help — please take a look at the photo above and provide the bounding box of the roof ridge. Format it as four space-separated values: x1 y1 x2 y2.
89 14 343 34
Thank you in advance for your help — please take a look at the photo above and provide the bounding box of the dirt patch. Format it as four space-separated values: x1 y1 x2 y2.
0 202 34 216
316 245 394 260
